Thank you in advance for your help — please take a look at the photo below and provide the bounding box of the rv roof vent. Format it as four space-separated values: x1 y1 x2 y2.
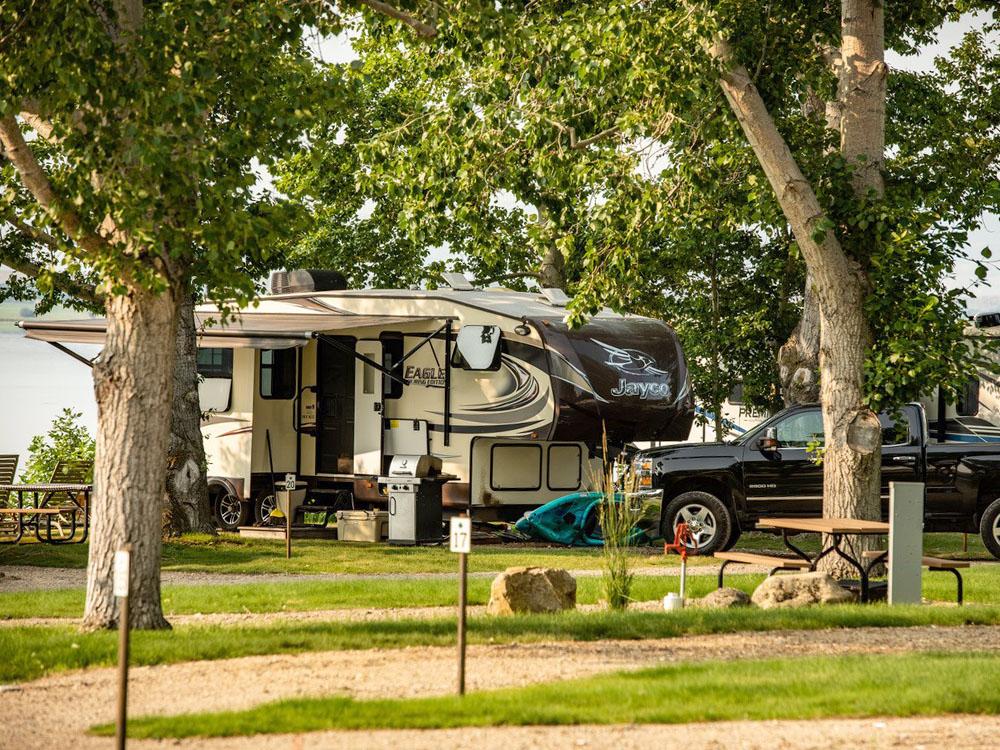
270 269 348 295
539 288 570 307
975 312 1000 329
441 272 476 291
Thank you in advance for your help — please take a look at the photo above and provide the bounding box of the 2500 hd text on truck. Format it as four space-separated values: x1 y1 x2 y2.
634 403 1000 558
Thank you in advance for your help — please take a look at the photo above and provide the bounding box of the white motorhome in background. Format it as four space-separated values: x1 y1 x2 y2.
20 271 695 529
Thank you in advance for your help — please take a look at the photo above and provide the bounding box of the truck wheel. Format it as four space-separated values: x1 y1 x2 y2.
662 491 733 556
254 490 279 526
211 485 248 532
980 498 1000 559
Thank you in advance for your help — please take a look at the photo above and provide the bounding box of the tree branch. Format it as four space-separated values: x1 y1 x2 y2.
356 0 437 38
0 116 110 260
475 271 542 286
0 239 103 307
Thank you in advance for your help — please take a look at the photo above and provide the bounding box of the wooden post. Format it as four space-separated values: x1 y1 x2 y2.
450 514 471 696
286 509 292 560
114 545 132 750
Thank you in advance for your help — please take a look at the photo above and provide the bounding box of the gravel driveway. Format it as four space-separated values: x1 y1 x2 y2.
3 625 1000 750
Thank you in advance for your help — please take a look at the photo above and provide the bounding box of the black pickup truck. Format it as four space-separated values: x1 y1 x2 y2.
634 403 1000 558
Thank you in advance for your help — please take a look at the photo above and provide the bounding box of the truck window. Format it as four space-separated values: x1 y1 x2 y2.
259 349 296 399
775 410 824 448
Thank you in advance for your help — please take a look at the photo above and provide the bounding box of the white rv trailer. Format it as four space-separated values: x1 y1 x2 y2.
19 271 695 529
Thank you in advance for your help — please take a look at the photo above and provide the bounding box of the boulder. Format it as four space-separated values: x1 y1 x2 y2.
751 571 855 609
691 587 752 609
487 566 577 615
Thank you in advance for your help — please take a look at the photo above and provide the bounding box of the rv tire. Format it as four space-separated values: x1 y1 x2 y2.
980 498 1000 560
210 483 248 532
254 490 279 527
661 491 732 556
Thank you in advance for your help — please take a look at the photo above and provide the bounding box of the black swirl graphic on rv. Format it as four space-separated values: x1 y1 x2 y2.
429 357 551 433
461 357 542 413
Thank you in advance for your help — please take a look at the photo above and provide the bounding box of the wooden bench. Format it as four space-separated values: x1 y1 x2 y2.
861 550 970 604
714 551 813 589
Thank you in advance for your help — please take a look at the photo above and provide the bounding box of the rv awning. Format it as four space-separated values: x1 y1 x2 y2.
17 312 443 349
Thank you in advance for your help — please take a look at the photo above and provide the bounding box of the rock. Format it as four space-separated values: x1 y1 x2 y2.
691 587 752 609
751 571 855 609
487 566 576 615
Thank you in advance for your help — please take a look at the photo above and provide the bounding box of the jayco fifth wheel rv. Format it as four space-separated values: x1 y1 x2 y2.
18 271 695 529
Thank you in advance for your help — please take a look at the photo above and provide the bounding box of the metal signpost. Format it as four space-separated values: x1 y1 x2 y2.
450 514 471 695
114 545 132 750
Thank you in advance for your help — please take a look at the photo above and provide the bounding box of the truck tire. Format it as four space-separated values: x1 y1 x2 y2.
661 491 733 556
980 498 1000 560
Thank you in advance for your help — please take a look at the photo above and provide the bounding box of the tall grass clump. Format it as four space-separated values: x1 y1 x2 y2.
598 429 639 609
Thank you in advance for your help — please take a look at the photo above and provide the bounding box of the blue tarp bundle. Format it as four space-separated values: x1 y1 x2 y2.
513 492 659 547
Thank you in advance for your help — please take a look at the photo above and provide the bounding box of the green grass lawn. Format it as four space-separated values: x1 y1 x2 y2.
0 574 763 619
1 531 992 575
1 563 991 620
5 604 1000 684
102 651 1000 738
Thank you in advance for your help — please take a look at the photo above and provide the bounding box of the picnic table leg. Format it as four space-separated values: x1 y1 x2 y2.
780 529 815 566
931 566 963 605
829 533 870 602
717 559 733 589
80 490 90 543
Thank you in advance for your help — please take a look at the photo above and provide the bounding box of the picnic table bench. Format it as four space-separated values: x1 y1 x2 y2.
861 550 970 604
714 551 812 588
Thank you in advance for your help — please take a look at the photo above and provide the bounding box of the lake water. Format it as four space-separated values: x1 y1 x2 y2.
0 331 99 460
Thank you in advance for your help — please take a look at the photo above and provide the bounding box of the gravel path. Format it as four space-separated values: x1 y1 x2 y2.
0 564 730 592
3 625 1000 750
136 716 1000 750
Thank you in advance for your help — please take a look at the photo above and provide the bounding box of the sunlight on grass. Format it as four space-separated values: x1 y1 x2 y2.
98 652 1000 738
4 604 1000 684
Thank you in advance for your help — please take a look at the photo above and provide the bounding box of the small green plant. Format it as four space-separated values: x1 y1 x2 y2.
20 408 95 484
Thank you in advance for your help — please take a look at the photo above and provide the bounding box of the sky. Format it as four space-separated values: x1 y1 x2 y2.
2 12 998 309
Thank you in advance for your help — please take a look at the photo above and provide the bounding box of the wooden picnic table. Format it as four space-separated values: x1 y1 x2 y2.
0 482 92 544
756 517 890 603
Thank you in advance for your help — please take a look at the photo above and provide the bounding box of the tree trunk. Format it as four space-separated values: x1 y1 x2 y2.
162 290 215 536
778 272 820 406
707 13 885 577
813 0 887 574
83 285 177 630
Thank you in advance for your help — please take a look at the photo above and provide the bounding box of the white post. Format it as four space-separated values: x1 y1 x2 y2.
888 481 924 605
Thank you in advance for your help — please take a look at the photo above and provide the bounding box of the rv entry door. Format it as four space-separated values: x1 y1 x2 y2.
354 341 383 475
316 337 356 475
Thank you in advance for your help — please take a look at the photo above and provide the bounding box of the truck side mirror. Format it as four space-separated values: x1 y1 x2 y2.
757 427 779 454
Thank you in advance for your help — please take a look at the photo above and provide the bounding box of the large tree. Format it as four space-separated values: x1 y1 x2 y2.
356 2 999 569
0 1 354 628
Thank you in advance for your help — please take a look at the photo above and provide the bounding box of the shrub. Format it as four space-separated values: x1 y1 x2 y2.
20 408 95 484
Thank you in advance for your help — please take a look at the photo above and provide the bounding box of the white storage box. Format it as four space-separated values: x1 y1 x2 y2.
335 510 389 542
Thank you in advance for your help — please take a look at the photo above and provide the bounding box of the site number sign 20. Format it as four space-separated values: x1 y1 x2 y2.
450 516 471 554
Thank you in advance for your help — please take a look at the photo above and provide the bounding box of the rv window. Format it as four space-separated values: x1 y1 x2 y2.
490 444 542 491
196 348 233 379
548 444 582 491
259 349 296 400
454 325 502 371
728 382 744 405
381 336 404 399
957 378 980 417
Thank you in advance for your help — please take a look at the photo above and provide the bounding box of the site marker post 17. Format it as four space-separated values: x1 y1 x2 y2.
450 515 472 695
114 545 132 750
